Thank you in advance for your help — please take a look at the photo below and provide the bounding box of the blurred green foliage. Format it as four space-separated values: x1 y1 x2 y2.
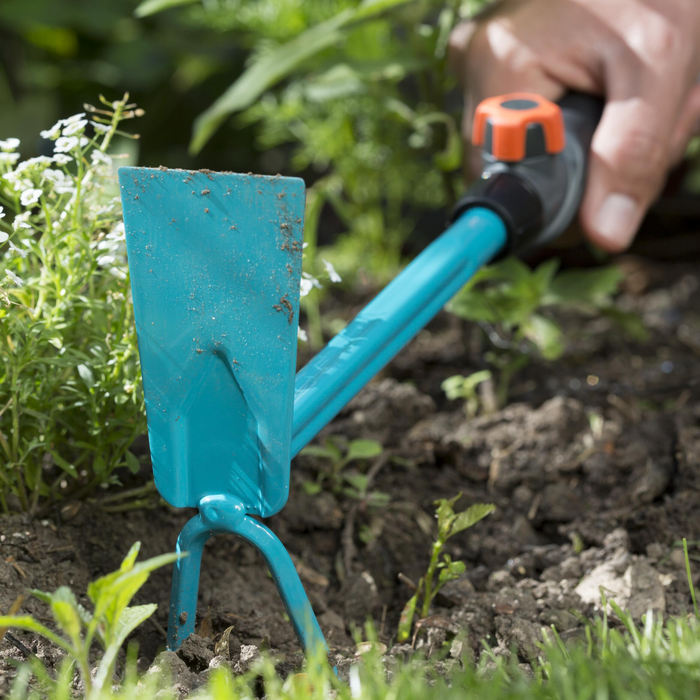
0 0 262 172
136 0 490 302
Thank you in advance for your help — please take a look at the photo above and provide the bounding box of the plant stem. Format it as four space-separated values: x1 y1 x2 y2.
421 539 444 618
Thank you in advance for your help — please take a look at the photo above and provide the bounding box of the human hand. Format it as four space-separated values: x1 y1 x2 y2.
449 0 700 252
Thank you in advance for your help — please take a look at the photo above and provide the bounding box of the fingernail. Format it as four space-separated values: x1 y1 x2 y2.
594 194 640 250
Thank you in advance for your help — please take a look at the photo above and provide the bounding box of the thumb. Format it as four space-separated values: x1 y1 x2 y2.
579 92 677 252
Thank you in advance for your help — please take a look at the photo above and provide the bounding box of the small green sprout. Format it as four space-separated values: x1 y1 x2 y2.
448 258 644 408
398 494 494 642
441 370 492 419
300 437 384 497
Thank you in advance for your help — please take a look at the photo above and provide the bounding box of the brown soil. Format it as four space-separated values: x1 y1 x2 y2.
1 256 700 694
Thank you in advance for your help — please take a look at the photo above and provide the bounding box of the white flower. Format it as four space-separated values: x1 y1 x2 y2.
322 259 342 283
80 137 89 148
61 119 87 136
41 120 63 140
300 272 322 297
0 138 19 152
91 150 112 166
9 242 28 258
63 113 86 125
0 153 20 165
108 267 126 280
297 326 308 342
91 121 110 134
299 279 313 296
12 212 31 231
54 136 79 153
18 156 53 171
20 188 42 207
97 254 116 266
5 270 23 287
44 169 63 183
4 174 34 193
107 222 125 239
44 169 75 194
53 154 72 165
0 232 8 244
0 205 4 219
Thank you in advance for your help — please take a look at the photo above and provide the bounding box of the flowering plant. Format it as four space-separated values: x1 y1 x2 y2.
0 94 146 513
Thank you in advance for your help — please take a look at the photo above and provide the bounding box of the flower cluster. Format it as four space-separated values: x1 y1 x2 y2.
0 94 147 512
0 104 124 289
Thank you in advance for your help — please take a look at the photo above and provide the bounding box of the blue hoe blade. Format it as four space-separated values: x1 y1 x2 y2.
119 167 305 516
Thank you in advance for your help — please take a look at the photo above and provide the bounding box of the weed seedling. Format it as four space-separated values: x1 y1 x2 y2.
300 437 383 496
398 494 494 642
448 258 644 408
0 542 180 698
441 369 492 419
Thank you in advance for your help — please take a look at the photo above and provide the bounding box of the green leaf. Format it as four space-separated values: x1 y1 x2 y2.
462 370 492 393
522 314 564 360
434 493 461 540
345 439 383 462
397 590 419 642
302 481 322 496
546 266 624 306
49 450 78 479
441 375 466 400
433 120 461 172
88 549 181 644
50 598 82 647
300 444 342 463
134 0 199 17
76 363 95 389
191 10 355 153
367 490 391 508
437 558 466 586
448 503 495 539
120 542 142 573
93 604 157 693
0 616 73 655
28 589 54 605
343 473 369 493
532 258 560 294
353 0 417 21
304 64 366 103
124 451 140 475
600 306 649 342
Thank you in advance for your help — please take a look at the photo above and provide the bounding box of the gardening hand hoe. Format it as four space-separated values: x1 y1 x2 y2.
118 92 602 660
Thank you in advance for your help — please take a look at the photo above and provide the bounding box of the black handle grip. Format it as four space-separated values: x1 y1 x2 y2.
453 92 604 256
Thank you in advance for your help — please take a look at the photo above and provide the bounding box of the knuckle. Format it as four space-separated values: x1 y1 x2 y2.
645 22 683 63
448 22 473 57
633 16 691 68
606 126 668 188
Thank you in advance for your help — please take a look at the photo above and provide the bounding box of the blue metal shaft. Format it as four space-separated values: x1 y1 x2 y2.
291 207 507 456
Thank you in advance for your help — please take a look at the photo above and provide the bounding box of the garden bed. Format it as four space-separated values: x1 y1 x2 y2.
1 255 700 695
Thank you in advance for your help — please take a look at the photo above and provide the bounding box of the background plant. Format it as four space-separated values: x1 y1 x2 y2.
441 369 492 419
0 95 146 513
300 436 386 501
398 494 494 642
447 258 646 409
135 0 493 350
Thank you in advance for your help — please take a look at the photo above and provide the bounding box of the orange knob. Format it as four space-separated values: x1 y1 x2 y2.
472 93 566 162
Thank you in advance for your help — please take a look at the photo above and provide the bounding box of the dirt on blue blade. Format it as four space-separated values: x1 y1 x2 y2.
119 167 305 516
